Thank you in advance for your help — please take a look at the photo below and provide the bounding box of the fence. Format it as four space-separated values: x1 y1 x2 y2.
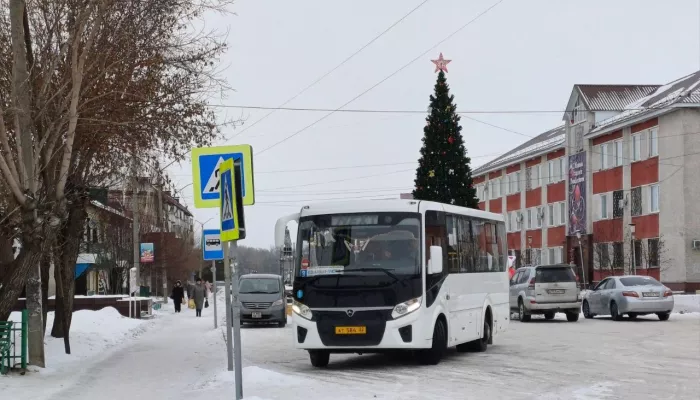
0 309 28 374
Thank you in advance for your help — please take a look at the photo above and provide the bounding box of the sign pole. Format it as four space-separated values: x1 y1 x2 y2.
223 241 234 371
231 240 243 399
212 260 218 329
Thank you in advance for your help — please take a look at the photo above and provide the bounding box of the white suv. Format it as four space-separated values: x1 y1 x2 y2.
509 264 581 322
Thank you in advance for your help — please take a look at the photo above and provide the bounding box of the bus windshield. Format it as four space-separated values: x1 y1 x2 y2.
296 212 421 277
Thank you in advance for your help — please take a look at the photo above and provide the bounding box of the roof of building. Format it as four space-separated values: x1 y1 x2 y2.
163 192 193 217
473 125 566 176
576 85 660 111
589 70 700 136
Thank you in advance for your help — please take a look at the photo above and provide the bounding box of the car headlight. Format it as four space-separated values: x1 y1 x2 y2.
272 299 284 306
391 296 422 319
292 300 313 320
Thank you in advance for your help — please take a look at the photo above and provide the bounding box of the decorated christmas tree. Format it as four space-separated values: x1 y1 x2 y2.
412 54 478 208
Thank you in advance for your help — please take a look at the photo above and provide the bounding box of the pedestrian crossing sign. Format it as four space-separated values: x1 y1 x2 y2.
219 158 240 242
191 145 255 209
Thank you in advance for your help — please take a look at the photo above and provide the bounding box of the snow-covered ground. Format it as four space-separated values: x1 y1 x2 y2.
3 291 699 400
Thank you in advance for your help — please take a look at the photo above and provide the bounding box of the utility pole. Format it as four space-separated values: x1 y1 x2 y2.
131 153 141 299
156 170 167 302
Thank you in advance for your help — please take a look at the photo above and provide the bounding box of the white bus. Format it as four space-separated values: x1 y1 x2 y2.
274 199 509 367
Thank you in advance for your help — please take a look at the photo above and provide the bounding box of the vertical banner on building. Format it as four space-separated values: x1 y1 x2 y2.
140 243 155 263
568 152 587 236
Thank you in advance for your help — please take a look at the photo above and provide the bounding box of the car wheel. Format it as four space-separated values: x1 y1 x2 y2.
582 300 594 319
417 319 447 365
544 312 555 320
610 302 623 321
309 350 330 368
566 311 579 322
656 312 670 321
518 299 531 322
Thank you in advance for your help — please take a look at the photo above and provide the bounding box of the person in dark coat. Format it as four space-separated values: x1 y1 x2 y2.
192 278 207 317
170 281 185 313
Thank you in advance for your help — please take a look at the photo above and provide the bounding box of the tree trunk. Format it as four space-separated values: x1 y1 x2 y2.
41 254 50 334
50 202 86 355
26 261 45 367
0 241 41 322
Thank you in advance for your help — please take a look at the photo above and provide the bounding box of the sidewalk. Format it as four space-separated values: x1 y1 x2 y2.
4 290 236 400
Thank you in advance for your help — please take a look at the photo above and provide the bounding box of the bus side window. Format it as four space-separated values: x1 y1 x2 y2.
445 214 459 273
425 210 447 273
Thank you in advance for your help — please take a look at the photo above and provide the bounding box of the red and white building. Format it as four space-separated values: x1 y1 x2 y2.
473 71 700 292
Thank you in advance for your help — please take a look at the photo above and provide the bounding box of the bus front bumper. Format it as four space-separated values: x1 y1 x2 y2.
292 310 431 350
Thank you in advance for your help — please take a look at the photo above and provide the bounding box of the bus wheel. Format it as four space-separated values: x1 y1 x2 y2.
309 350 330 368
417 318 447 365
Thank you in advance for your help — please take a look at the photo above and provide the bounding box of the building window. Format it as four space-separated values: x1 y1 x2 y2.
600 143 610 170
631 187 642 216
536 206 544 228
649 127 658 157
572 98 586 124
597 243 610 267
516 212 523 230
612 190 624 219
600 194 608 219
547 204 555 227
533 165 541 189
526 209 532 230
633 240 642 268
650 184 659 212
614 140 623 167
631 133 642 162
548 158 565 184
648 238 659 267
613 242 623 268
559 202 566 226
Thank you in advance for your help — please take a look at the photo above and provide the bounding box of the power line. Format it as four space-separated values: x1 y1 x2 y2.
256 194 398 204
206 103 693 115
229 0 430 140
254 0 506 156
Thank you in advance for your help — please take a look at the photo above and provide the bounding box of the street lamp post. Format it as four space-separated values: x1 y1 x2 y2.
527 236 533 265
629 223 636 275
575 231 586 290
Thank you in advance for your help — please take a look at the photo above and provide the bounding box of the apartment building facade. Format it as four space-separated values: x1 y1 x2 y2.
473 71 700 292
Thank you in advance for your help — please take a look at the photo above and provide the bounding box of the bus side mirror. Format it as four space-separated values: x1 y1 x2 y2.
428 246 443 275
274 213 300 249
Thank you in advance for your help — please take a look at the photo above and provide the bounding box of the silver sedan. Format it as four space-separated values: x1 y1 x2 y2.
582 275 674 321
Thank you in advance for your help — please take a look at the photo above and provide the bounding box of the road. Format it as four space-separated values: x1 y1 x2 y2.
7 297 699 400
242 313 700 399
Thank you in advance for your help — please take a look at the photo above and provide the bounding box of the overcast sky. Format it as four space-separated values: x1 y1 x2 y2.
165 0 699 249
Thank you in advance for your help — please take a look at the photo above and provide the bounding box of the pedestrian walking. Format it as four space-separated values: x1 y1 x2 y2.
170 280 185 313
192 278 207 317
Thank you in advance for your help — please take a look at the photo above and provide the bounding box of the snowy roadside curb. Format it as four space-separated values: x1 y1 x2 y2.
6 306 159 377
673 294 700 314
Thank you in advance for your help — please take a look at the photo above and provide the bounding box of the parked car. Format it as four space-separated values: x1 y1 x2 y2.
510 264 581 322
237 274 287 327
582 275 673 321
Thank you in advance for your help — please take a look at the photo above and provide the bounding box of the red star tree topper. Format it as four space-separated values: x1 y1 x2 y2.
431 52 451 73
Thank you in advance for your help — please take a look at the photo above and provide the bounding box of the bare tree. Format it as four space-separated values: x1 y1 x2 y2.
0 0 230 360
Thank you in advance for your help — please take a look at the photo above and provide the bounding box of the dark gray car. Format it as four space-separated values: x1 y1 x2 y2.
238 274 287 327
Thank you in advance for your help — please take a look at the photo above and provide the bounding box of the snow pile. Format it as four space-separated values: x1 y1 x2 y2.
8 307 148 373
673 294 700 314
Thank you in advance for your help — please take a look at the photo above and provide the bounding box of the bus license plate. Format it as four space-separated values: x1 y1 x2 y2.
252 312 262 318
335 326 366 335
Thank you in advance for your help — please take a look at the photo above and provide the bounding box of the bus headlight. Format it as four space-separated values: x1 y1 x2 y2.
391 296 422 319
292 300 313 320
